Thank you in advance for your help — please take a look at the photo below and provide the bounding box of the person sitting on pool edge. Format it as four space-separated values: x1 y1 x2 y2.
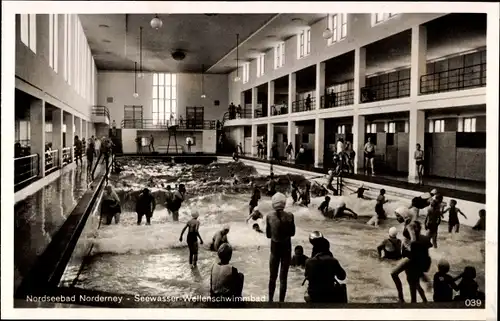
210 243 244 301
179 211 204 269
377 227 402 260
291 245 308 268
210 225 231 251
136 188 156 226
304 231 347 303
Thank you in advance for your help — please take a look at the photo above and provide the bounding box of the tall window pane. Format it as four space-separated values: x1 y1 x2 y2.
20 14 29 46
29 14 36 53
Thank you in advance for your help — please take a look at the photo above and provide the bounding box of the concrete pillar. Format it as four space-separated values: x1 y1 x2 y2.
81 120 87 139
251 124 257 156
52 108 63 168
267 123 274 160
408 109 426 182
74 117 82 139
352 114 366 173
251 87 258 119
314 118 325 167
268 81 275 116
30 99 46 177
288 73 296 114
354 47 366 105
240 92 245 114
315 62 326 110
410 25 427 98
64 113 74 161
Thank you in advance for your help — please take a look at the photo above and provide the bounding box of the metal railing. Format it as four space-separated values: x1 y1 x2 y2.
320 89 354 109
14 154 39 187
254 109 267 118
45 149 59 175
226 109 253 120
292 97 316 113
15 139 31 147
270 104 288 116
92 106 110 122
121 119 217 130
360 78 410 103
420 63 486 95
62 147 73 166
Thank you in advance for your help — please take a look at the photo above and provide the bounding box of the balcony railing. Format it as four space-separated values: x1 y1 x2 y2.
62 147 73 166
292 97 316 113
92 106 110 122
320 89 354 109
45 149 59 175
420 63 486 95
254 109 267 118
361 78 410 103
270 104 289 116
226 109 253 120
121 119 217 130
14 154 39 187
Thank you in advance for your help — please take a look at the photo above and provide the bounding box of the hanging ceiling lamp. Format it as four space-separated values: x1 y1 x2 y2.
322 14 333 39
150 14 163 30
138 26 144 78
133 62 139 98
234 33 241 82
201 64 206 98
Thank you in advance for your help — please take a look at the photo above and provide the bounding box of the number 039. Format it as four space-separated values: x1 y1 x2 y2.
465 299 482 307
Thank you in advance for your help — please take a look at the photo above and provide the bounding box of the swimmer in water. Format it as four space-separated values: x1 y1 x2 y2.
366 189 388 227
210 225 230 252
267 172 278 197
472 209 485 231
290 181 299 204
246 206 263 222
351 184 370 199
298 184 311 207
331 201 358 220
442 199 467 233
377 227 402 260
249 187 261 215
318 196 331 216
290 245 308 268
409 192 432 218
424 198 442 249
179 211 204 268
252 223 264 233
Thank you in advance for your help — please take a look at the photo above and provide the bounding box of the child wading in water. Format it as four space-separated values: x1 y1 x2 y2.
298 184 311 207
179 211 204 269
442 199 467 233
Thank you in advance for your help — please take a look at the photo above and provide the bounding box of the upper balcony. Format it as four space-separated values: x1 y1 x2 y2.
91 106 110 125
420 62 486 95
121 119 217 130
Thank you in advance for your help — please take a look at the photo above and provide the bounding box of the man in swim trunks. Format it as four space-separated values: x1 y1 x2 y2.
266 192 296 302
351 184 369 199
414 143 425 185
179 211 204 268
364 137 376 175
332 201 358 220
425 198 442 249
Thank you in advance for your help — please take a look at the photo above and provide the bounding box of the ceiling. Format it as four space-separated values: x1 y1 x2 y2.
79 13 325 74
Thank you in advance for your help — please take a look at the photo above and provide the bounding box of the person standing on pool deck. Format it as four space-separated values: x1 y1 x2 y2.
149 134 155 153
169 184 186 222
364 137 376 175
179 211 204 268
266 192 296 302
414 143 425 185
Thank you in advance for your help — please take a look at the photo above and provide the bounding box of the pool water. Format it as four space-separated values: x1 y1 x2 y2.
72 159 485 303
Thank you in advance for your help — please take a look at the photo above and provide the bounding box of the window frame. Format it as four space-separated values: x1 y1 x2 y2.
372 13 398 26
274 42 285 69
256 53 265 77
297 27 311 59
242 62 250 84
152 73 178 125
327 14 348 46
20 14 37 53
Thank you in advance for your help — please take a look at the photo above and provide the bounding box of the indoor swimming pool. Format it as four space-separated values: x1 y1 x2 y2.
66 158 485 303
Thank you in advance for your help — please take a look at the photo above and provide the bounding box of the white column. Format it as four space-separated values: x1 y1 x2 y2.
251 124 257 156
30 99 46 177
408 109 426 182
267 123 274 160
65 113 74 161
268 81 275 116
314 118 325 167
52 108 63 168
352 114 366 173
354 47 366 105
81 120 87 139
240 92 245 115
288 73 296 114
315 62 326 110
251 87 258 119
410 25 428 98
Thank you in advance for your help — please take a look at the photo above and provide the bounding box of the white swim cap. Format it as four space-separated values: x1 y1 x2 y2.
253 206 259 212
430 188 438 195
328 170 333 175
272 192 287 210
389 227 398 238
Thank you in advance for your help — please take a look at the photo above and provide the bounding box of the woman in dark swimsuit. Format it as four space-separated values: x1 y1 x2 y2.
414 143 424 185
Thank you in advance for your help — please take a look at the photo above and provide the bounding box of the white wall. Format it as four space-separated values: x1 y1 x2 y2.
228 13 486 103
15 14 98 119
121 129 137 153
97 72 228 125
202 130 217 153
